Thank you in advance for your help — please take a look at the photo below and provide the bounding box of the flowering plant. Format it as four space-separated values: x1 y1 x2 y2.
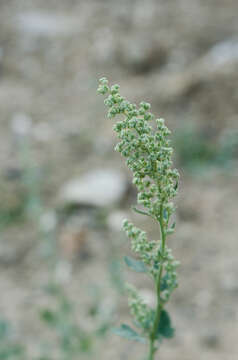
98 77 180 360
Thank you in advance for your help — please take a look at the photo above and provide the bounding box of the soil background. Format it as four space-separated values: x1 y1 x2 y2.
0 1 238 359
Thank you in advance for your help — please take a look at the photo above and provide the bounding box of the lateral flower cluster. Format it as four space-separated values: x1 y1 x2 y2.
123 219 179 303
126 284 154 331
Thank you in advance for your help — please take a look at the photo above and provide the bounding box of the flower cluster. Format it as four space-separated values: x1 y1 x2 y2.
98 77 179 221
123 219 179 302
98 77 180 357
160 247 179 303
123 220 157 265
126 284 154 331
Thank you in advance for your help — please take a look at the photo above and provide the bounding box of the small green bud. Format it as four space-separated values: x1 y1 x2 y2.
111 84 120 94
140 102 151 111
99 77 108 85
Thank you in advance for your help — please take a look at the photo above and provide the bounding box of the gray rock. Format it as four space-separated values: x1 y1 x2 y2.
204 39 238 68
17 12 81 37
60 169 127 207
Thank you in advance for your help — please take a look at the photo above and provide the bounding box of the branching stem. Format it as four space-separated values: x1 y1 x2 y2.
148 204 166 360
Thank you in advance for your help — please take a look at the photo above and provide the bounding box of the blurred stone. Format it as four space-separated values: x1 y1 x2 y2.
11 113 32 136
17 12 81 37
203 39 238 68
107 210 128 232
60 169 127 208
153 39 238 102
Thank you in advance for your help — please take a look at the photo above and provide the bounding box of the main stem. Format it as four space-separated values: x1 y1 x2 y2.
148 204 166 360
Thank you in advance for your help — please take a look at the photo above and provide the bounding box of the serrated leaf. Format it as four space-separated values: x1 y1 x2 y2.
124 256 147 273
157 310 174 339
112 324 146 343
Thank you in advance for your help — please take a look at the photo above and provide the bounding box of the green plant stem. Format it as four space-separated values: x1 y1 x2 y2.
148 337 154 360
148 205 166 360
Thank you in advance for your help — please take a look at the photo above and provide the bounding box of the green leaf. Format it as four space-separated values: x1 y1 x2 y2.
167 221 176 235
171 221 176 230
160 274 169 291
124 256 147 273
132 206 151 217
174 179 178 191
157 310 174 339
112 324 146 343
163 209 168 221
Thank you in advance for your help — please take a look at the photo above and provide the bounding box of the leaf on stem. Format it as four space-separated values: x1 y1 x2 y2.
167 221 176 235
174 179 178 191
160 274 169 291
132 206 151 217
124 256 147 273
157 310 174 339
112 324 146 343
163 209 168 221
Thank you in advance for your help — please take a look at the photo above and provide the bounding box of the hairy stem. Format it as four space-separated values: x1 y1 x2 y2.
148 204 166 360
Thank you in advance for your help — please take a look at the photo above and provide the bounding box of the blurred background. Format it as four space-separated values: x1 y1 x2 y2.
0 1 238 359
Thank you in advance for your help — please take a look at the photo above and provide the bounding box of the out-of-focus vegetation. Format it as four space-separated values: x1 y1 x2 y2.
174 126 238 172
0 285 112 360
0 319 25 360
